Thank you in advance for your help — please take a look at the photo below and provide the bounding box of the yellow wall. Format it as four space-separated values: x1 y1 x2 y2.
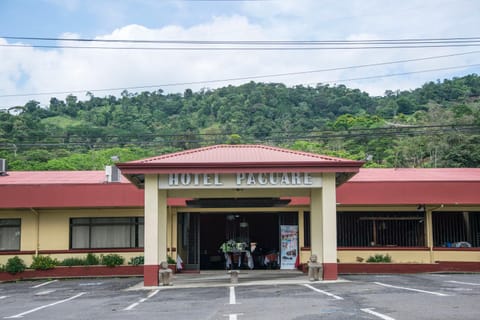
0 208 143 265
433 250 480 262
337 250 431 263
0 209 37 253
3 204 480 267
39 208 143 250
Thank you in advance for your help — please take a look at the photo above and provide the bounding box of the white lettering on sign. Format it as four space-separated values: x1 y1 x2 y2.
168 173 223 186
162 172 317 189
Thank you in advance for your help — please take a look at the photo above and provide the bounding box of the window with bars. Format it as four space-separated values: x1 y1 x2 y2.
337 212 425 247
70 217 144 249
432 212 480 247
0 219 21 251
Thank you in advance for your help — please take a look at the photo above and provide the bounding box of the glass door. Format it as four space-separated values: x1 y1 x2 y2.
178 213 200 270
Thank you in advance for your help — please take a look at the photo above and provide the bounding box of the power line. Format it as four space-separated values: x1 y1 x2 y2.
0 50 479 99
317 63 480 85
1 125 478 147
3 35 480 45
3 43 480 51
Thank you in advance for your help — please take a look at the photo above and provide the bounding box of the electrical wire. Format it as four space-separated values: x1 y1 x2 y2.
1 124 478 150
0 50 479 99
3 35 480 45
2 43 480 50
314 63 480 85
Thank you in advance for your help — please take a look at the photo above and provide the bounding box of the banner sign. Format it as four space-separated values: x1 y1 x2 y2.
280 225 298 270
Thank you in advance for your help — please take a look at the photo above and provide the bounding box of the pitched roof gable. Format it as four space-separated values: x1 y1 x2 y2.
131 144 357 164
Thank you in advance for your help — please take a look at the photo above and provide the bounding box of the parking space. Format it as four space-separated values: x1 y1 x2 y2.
0 274 479 319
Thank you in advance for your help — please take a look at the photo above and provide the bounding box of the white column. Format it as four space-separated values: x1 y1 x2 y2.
322 173 337 265
158 189 168 263
310 188 323 261
144 175 168 265
144 174 169 286
310 173 338 280
144 174 160 266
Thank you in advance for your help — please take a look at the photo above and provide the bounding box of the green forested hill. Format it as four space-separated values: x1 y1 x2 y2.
1 74 480 170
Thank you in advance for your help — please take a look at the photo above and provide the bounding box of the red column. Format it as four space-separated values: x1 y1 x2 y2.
323 262 338 280
144 265 159 286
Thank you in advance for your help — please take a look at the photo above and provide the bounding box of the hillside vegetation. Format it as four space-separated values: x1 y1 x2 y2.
1 74 480 170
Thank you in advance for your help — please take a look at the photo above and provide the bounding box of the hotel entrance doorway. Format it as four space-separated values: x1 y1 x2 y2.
177 212 298 271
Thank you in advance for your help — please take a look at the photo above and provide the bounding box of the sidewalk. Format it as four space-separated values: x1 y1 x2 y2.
128 270 348 290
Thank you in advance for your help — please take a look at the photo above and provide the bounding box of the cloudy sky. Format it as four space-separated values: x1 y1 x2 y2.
1 0 479 108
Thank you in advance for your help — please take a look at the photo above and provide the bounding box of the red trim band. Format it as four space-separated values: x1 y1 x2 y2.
433 247 480 251
39 248 144 254
0 250 35 255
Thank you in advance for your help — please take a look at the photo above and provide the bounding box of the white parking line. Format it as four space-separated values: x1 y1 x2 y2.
35 290 56 296
374 282 449 296
123 289 160 311
229 286 236 305
4 292 86 319
446 280 480 286
361 308 396 320
31 280 58 289
0 296 8 300
303 284 344 300
79 282 104 286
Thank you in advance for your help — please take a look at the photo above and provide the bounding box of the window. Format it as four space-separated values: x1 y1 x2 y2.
70 217 144 249
337 212 425 247
433 212 480 247
0 219 21 251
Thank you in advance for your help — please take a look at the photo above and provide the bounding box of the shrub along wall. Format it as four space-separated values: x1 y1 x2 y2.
0 265 143 282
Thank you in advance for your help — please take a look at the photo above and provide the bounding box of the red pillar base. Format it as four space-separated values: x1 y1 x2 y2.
323 263 338 280
144 264 160 286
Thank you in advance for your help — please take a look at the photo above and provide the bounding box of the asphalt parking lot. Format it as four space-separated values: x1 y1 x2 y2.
1 273 479 319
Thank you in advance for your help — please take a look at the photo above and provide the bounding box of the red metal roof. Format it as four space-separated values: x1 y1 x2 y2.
0 184 144 208
0 171 141 208
0 171 129 185
1 168 480 208
336 168 480 205
349 168 480 182
337 181 480 205
117 144 364 175
132 144 356 164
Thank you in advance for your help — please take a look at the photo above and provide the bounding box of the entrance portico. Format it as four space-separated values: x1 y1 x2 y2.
117 145 363 286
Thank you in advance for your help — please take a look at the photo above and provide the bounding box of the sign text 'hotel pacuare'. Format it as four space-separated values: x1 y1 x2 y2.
159 172 322 189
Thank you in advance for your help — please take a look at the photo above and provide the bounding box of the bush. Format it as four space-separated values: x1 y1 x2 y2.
30 255 58 270
366 254 392 263
5 256 27 274
59 257 86 266
0 264 5 272
100 254 124 267
85 253 100 266
167 256 176 264
128 256 144 266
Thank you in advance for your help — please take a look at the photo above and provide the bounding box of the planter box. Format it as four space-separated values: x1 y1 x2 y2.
168 264 177 273
0 265 143 282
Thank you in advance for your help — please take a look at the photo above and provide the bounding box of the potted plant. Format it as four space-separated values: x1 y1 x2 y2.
167 256 177 273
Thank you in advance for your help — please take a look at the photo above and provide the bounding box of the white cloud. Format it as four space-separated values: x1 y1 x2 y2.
1 0 480 108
